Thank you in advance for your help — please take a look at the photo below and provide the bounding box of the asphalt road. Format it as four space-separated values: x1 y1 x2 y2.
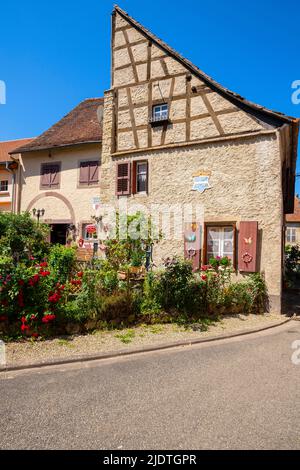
1 320 300 450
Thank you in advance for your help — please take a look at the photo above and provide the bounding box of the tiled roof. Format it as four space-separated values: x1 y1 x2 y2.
10 98 103 154
286 197 300 222
0 138 34 162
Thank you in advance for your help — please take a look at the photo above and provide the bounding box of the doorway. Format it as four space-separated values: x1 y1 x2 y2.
50 224 69 245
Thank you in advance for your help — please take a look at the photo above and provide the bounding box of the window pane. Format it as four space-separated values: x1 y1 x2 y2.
0 180 8 192
207 226 234 259
137 163 147 193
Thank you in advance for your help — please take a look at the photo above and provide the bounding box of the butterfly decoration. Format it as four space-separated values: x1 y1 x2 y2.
244 237 252 245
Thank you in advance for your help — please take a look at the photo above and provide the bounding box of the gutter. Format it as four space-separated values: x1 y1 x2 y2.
4 161 16 213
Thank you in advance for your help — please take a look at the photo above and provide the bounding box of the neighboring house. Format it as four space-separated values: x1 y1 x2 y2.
0 139 33 212
99 6 298 312
8 6 299 312
10 98 103 246
286 196 300 246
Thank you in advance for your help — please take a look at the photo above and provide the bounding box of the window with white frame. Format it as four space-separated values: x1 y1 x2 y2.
136 162 148 193
152 104 168 122
0 180 8 192
206 226 234 261
286 227 296 243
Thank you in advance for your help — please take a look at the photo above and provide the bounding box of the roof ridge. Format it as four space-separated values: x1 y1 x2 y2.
0 137 35 143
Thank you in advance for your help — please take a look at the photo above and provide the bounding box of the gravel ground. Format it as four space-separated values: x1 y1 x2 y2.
3 313 287 367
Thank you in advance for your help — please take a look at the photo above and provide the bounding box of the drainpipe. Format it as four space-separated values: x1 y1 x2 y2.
5 161 16 213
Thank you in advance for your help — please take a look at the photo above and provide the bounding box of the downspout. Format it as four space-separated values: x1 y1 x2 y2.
5 161 16 213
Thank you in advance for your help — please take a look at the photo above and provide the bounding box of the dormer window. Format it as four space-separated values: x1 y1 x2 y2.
150 104 169 126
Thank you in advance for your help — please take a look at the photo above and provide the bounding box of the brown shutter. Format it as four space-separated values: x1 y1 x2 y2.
238 221 258 272
50 165 60 187
41 165 50 187
132 161 137 194
89 161 99 184
184 223 201 272
145 160 149 194
116 162 131 195
80 162 89 184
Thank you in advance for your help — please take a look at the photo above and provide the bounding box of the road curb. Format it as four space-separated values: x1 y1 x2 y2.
0 316 295 373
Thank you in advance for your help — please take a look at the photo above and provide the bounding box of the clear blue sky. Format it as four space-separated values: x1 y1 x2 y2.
1 0 300 192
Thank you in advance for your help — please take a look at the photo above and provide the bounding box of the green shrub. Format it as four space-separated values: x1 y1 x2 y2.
0 212 50 262
48 245 77 283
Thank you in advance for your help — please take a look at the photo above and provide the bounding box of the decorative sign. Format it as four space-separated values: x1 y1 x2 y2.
192 171 212 194
92 196 101 210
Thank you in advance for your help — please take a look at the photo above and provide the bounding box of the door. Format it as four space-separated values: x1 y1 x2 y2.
50 224 68 245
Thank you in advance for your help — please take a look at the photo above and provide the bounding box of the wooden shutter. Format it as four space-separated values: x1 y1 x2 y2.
41 165 51 187
89 161 99 184
116 162 131 195
132 162 137 194
238 221 258 272
50 164 60 187
79 162 89 184
184 223 201 272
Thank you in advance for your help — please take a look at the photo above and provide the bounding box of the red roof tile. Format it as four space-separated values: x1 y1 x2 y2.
0 138 34 162
286 197 300 222
10 98 103 154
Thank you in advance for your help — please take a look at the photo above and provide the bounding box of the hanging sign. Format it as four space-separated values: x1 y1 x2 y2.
191 171 212 194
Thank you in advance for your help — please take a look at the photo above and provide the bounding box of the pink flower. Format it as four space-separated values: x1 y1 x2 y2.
201 274 207 281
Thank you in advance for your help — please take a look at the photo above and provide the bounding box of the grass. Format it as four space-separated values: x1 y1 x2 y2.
115 329 136 344
57 339 74 348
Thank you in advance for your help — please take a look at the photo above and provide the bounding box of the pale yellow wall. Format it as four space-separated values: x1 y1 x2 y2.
0 168 12 211
19 144 101 237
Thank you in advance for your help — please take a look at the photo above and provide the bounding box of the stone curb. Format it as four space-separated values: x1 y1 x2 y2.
0 316 295 373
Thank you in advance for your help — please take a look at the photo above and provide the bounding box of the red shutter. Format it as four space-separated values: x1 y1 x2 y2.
80 162 89 184
89 161 99 184
145 161 149 194
116 162 131 195
132 161 137 194
184 223 201 272
50 165 59 187
238 221 258 273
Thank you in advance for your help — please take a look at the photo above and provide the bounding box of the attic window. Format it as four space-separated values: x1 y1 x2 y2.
150 104 169 126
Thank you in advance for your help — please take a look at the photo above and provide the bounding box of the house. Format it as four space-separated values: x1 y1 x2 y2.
99 6 298 312
286 196 300 246
9 6 299 312
0 139 33 212
10 98 103 248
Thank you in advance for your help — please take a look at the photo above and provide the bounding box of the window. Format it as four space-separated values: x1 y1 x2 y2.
116 161 149 196
152 104 168 123
0 180 8 192
79 161 99 186
206 225 235 261
287 227 296 243
82 223 97 240
41 163 60 189
136 162 148 193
